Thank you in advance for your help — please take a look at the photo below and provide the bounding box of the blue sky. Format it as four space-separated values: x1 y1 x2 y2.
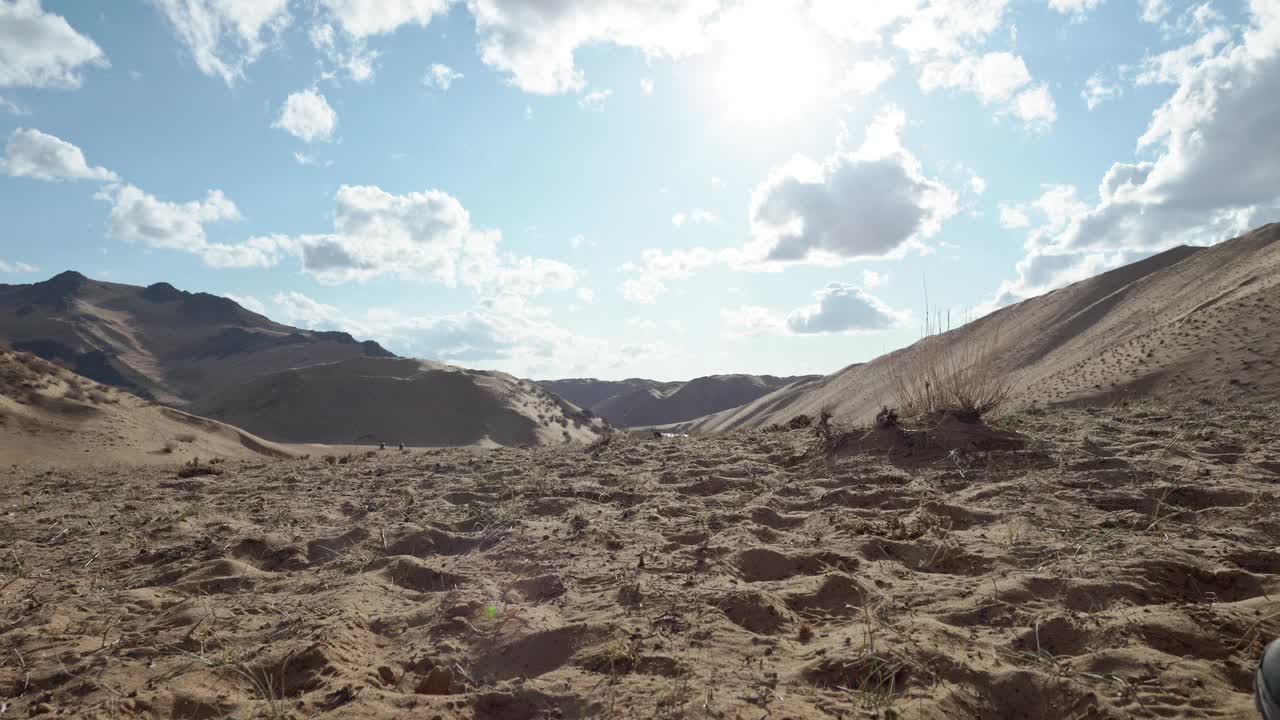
2 0 1277 380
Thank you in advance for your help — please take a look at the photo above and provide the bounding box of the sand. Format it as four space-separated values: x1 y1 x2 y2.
540 375 818 428
2 401 1277 718
193 357 608 449
678 223 1280 433
0 351 293 467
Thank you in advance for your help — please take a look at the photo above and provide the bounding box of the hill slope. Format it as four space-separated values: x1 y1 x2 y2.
0 350 294 466
538 374 817 427
195 357 608 448
676 222 1280 432
0 272 394 407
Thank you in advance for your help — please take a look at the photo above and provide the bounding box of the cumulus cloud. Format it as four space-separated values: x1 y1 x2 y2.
722 283 909 336
97 184 283 268
274 185 577 296
862 269 888 288
0 0 107 89
2 128 117 181
843 58 895 94
994 2 1280 308
318 0 449 38
640 77 654 94
151 0 289 85
919 51 1056 128
467 0 719 94
744 107 958 265
785 282 910 334
273 89 337 143
893 0 1009 60
425 63 462 90
577 88 612 111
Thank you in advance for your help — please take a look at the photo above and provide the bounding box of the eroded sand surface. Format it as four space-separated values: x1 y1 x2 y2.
3 404 1279 718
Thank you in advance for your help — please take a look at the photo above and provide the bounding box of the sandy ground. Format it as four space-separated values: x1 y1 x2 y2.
0 351 293 468
2 403 1279 718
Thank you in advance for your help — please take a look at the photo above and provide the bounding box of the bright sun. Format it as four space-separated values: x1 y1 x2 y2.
712 5 833 128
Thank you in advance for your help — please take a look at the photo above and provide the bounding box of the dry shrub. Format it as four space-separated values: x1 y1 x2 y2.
886 310 1015 421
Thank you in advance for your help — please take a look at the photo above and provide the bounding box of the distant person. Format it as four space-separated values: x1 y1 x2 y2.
379 442 385 450
1260 638 1279 719
399 441 405 451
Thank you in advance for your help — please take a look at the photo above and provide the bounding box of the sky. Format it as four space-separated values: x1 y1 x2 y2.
1 0 1277 381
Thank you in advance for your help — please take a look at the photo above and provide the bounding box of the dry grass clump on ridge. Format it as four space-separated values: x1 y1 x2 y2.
886 306 1015 421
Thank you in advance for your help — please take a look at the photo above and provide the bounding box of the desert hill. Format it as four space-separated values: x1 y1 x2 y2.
673 223 1280 433
538 373 818 427
0 271 394 407
194 356 608 448
0 349 293 466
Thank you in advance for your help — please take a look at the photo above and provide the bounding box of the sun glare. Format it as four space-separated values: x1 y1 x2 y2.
712 5 833 127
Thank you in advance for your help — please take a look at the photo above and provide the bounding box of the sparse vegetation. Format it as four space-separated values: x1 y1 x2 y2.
886 305 1015 421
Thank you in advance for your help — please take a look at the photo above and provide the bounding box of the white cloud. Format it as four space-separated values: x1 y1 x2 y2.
620 246 722 303
467 0 719 94
743 107 958 265
862 269 888 288
721 305 783 337
1048 0 1104 21
97 184 282 268
1082 73 1121 109
578 88 612 111
576 287 595 304
640 77 654 94
223 293 266 314
309 22 377 81
844 58 895 94
998 203 1031 229
968 172 987 195
671 209 719 228
919 51 1055 128
276 185 577 296
293 151 332 166
425 63 463 90
994 0 1280 308
1135 25 1230 85
0 0 107 89
274 89 337 143
318 0 449 38
893 0 1009 60
1141 0 1169 23
1 127 117 181
711 176 725 188
273 291 630 377
151 0 289 85
785 282 910 334
1007 83 1057 130
722 284 908 336
568 234 596 249
0 259 38 273
920 51 1030 103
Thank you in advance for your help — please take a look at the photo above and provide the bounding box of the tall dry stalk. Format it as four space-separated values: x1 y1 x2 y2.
886 294 1014 420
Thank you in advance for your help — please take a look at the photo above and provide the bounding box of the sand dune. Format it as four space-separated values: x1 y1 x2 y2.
676 223 1280 433
0 350 293 467
194 356 608 448
0 272 394 407
539 374 817 427
2 402 1276 717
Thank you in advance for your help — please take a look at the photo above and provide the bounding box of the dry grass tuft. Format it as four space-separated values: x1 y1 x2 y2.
886 306 1015 421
